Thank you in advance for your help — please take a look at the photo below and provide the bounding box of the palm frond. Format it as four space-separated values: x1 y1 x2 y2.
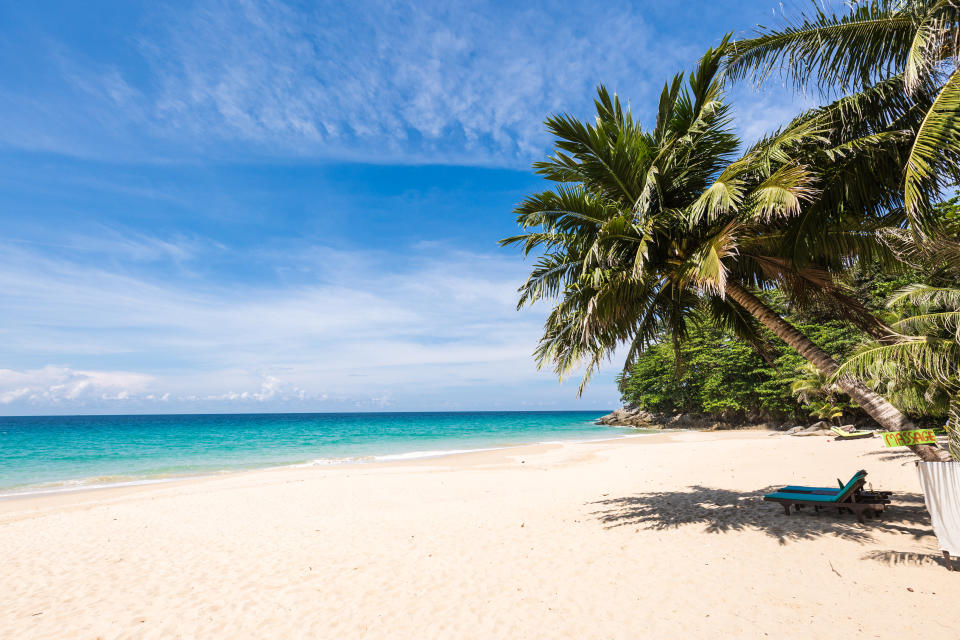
833 337 960 387
892 310 960 335
745 163 818 221
725 1 918 94
879 226 960 275
948 394 960 461
905 69 960 219
887 283 960 309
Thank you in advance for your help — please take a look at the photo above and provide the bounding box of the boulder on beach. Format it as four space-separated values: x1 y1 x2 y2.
595 407 659 428
792 424 833 436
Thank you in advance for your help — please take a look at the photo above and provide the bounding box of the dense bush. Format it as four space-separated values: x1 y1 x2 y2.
617 313 861 421
617 218 960 423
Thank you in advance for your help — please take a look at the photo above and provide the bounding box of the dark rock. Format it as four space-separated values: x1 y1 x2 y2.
597 406 835 432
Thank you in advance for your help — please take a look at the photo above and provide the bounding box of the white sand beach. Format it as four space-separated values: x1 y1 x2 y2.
2 430 957 639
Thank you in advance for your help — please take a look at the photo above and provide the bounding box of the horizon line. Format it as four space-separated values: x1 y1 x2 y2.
0 408 614 419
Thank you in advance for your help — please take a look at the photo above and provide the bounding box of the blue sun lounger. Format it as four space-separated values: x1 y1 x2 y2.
777 470 893 499
779 470 865 494
763 470 891 522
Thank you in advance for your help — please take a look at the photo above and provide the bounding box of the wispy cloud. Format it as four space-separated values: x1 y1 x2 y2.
8 226 222 268
2 0 691 166
144 0 677 164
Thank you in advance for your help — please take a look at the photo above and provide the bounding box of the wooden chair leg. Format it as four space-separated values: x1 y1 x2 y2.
945 551 955 572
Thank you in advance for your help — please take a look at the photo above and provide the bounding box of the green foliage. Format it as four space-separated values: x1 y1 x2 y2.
725 0 960 225
832 207 960 445
617 309 862 421
503 20 959 454
934 196 960 236
806 399 848 425
617 257 960 427
616 322 778 416
834 282 960 444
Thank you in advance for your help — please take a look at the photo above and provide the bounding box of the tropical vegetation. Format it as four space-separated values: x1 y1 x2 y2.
502 13 960 461
616 299 862 422
616 260 958 427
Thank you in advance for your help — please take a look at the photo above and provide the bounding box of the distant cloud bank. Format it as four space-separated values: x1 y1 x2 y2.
0 235 619 414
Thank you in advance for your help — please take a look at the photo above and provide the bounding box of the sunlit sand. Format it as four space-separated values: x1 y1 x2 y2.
2 430 955 639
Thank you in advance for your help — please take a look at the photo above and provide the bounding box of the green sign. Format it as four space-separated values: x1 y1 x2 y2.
882 429 936 448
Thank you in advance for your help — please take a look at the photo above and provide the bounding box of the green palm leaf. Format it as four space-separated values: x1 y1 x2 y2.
725 1 916 92
905 69 960 218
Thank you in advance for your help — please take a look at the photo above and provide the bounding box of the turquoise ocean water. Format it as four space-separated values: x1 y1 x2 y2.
0 411 632 495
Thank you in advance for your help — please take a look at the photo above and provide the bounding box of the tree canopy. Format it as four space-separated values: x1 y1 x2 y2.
503 5 960 461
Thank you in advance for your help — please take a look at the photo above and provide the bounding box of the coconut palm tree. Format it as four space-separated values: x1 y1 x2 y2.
502 42 950 460
724 0 960 228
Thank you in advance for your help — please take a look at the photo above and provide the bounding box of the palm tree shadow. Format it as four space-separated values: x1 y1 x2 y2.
861 549 955 570
863 449 920 465
588 486 933 545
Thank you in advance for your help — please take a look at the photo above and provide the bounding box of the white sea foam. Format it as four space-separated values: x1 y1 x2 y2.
0 476 185 499
297 456 372 467
372 447 504 461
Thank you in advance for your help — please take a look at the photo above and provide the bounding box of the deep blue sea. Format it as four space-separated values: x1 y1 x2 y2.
0 411 632 495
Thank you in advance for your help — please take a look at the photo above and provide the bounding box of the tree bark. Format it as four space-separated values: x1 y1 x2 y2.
724 280 950 462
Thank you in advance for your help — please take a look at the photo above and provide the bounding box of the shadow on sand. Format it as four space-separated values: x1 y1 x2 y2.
588 486 934 545
861 549 955 570
862 448 920 465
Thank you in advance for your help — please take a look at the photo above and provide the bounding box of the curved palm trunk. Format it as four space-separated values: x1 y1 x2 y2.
724 281 950 462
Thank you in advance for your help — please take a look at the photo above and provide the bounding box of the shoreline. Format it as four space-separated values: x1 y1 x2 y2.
0 429 760 518
0 411 628 498
0 428 664 501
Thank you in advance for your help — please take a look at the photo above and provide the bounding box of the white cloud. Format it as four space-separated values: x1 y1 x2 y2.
9 226 222 269
0 366 154 405
0 388 31 405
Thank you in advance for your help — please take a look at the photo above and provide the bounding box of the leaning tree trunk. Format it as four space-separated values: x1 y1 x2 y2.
724 281 950 462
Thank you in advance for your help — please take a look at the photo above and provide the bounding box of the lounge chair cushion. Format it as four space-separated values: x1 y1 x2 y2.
764 491 845 503
781 485 842 493
765 470 867 503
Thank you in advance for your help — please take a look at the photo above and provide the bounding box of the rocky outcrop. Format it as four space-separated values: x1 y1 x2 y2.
595 407 659 428
785 422 880 437
596 407 876 434
785 422 833 437
595 406 778 430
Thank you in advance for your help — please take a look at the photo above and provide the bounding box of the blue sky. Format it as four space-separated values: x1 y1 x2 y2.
0 0 806 414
